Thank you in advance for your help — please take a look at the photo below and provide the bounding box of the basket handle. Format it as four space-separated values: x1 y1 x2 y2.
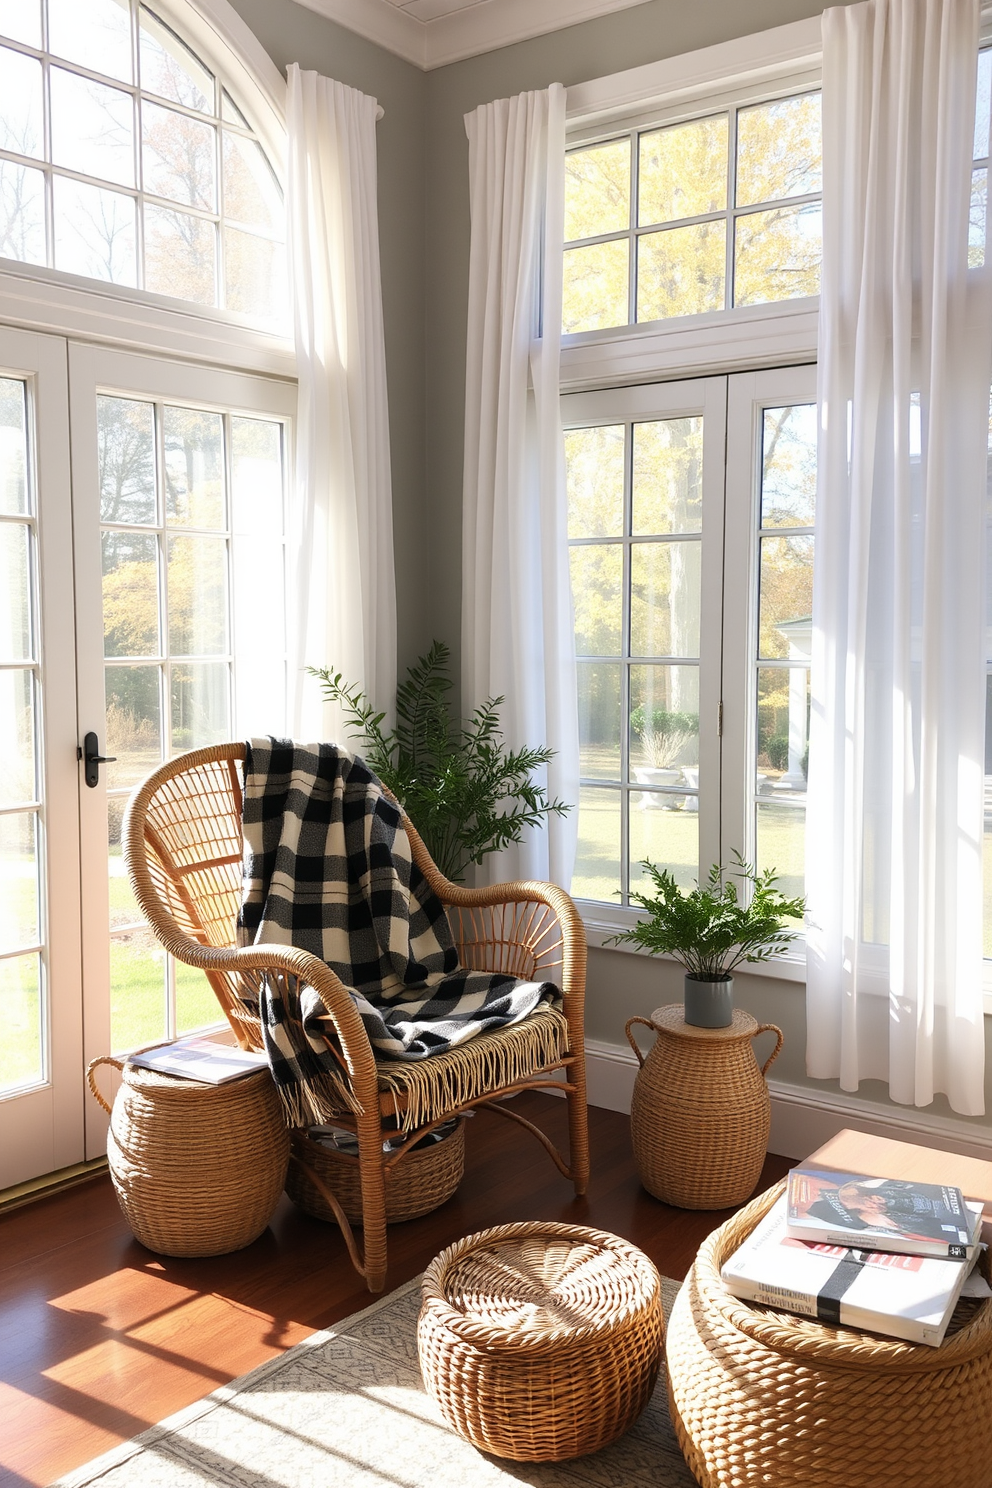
753 1023 784 1077
625 1016 660 1069
86 1055 125 1114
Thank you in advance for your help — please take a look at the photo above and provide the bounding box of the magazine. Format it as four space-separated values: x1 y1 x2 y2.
722 1195 989 1346
785 1166 983 1260
128 1037 269 1085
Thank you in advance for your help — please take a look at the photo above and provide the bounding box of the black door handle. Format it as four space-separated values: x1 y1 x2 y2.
79 732 116 788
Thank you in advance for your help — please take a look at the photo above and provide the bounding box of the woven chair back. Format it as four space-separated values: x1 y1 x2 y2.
140 748 245 950
127 743 567 1044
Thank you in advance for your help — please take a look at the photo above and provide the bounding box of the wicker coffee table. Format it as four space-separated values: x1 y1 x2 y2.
667 1180 992 1488
418 1220 663 1462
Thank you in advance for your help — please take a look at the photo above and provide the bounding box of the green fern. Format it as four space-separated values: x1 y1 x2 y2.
308 641 570 882
607 853 805 979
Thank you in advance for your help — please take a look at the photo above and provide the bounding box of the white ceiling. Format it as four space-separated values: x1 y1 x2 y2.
293 0 656 70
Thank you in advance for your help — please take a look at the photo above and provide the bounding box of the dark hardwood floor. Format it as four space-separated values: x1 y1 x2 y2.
0 1094 791 1488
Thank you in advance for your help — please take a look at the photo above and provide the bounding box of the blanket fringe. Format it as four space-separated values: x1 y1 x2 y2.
272 1068 362 1129
376 1005 570 1134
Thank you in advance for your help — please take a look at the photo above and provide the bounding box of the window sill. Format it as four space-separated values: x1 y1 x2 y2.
560 298 818 393
580 899 992 1012
577 899 808 983
0 259 295 377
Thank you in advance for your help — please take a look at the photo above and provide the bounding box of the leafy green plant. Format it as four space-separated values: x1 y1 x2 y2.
607 854 805 980
629 706 698 769
309 641 570 883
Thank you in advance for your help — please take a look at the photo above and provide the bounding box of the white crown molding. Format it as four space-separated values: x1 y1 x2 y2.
293 0 426 66
421 0 655 69
291 0 657 70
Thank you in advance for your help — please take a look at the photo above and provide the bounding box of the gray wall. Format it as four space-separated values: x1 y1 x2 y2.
589 945 992 1134
228 0 431 675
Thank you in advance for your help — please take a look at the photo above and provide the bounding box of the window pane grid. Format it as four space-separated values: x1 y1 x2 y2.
0 2 285 322
752 401 816 909
0 374 47 1093
564 88 823 333
99 391 288 1050
568 416 703 904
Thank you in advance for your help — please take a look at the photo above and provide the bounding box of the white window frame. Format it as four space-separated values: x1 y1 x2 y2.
562 375 727 927
0 0 294 378
562 17 822 399
562 19 823 984
0 1 297 1182
564 15 992 1013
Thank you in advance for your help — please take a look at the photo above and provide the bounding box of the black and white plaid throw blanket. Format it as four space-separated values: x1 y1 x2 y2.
237 738 561 1117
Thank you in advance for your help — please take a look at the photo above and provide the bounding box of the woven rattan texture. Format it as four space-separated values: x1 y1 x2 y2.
286 1120 466 1225
418 1221 663 1462
666 1181 992 1488
626 1005 782 1209
122 742 589 1291
93 1060 289 1257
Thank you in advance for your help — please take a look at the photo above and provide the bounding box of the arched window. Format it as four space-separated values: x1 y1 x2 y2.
0 0 286 326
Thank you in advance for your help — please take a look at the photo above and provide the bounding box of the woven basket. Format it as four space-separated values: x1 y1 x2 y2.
287 1119 465 1225
88 1057 290 1257
419 1220 664 1462
626 1004 782 1208
666 1181 992 1488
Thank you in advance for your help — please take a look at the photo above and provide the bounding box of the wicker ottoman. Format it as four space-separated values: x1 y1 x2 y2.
418 1220 664 1462
666 1182 992 1488
88 1056 290 1257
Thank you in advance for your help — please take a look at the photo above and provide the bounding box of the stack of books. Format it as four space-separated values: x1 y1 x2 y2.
721 1165 991 1346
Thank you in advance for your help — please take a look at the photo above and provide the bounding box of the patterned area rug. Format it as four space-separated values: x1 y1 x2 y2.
53 1276 694 1488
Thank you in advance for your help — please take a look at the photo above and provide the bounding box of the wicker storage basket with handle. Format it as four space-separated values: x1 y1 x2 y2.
286 1118 466 1225
666 1179 992 1488
625 1004 783 1209
88 1056 289 1257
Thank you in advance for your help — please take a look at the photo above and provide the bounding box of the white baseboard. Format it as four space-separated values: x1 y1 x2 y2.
580 1038 992 1162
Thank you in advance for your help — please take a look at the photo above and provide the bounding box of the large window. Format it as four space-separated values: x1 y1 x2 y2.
565 379 724 906
565 41 992 972
563 88 822 335
0 0 285 323
565 369 817 919
562 65 826 924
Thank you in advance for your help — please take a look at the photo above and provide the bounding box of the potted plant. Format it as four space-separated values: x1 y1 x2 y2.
630 707 698 804
309 641 570 883
608 854 805 1027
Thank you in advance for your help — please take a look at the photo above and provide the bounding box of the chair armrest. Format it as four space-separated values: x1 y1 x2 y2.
140 934 379 1100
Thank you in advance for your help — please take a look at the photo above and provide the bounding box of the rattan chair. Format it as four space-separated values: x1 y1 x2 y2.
122 743 589 1292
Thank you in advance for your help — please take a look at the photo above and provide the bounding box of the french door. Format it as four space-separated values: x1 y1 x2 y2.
0 328 82 1188
0 330 294 1185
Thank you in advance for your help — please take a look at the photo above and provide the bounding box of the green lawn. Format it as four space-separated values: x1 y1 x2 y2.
108 849 221 1049
0 851 222 1090
571 785 992 952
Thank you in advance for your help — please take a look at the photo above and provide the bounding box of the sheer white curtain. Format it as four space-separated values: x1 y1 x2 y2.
807 0 992 1114
286 65 397 736
461 83 579 887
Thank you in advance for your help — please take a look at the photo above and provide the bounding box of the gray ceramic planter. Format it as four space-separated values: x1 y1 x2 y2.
683 973 734 1028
